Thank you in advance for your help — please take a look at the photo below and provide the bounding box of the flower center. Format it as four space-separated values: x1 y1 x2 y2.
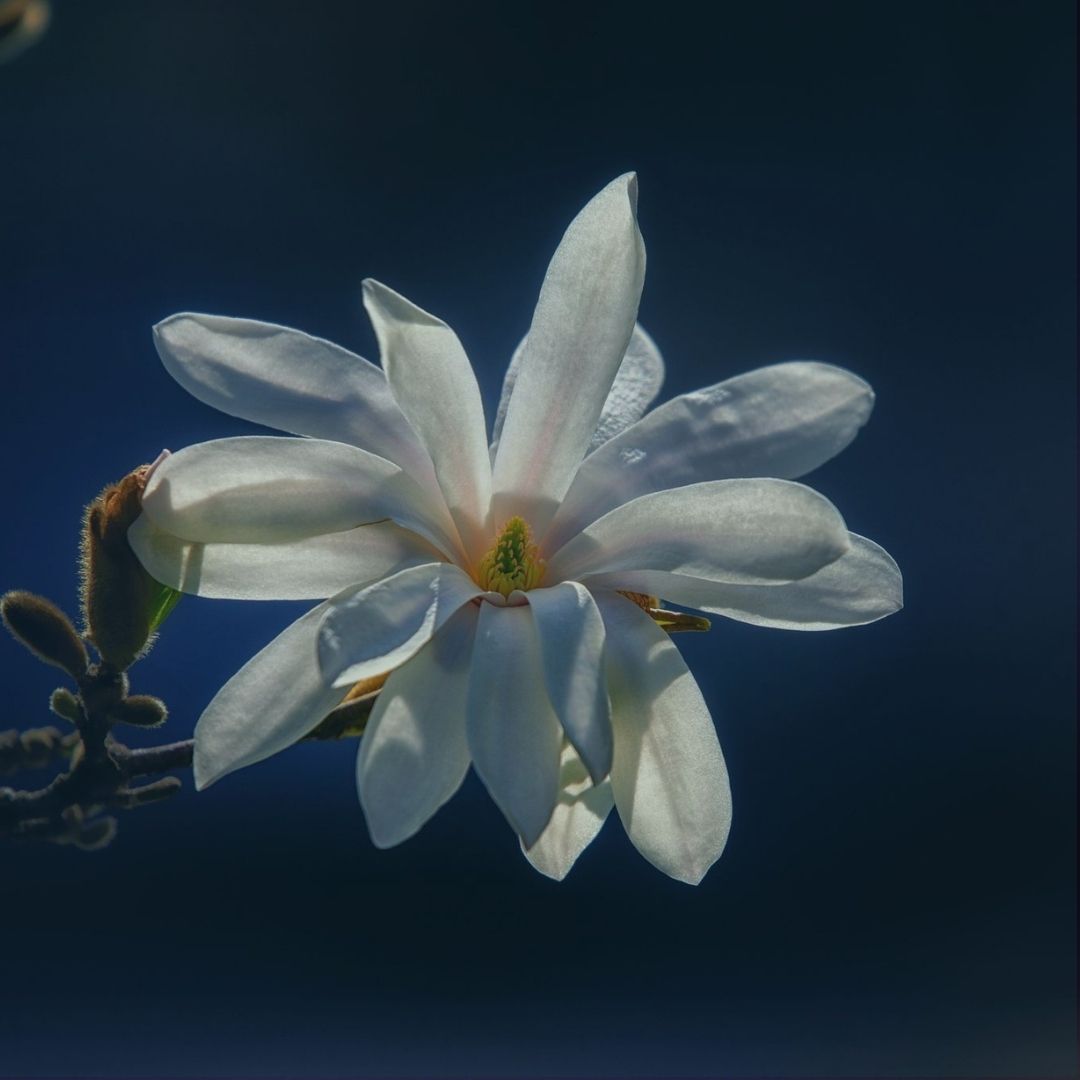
476 516 545 597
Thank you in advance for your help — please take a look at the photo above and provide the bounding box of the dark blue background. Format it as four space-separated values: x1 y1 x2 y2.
1 2 1075 1076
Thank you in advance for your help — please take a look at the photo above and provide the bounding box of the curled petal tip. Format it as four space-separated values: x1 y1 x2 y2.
607 171 639 213
191 748 218 792
146 449 171 476
152 312 187 337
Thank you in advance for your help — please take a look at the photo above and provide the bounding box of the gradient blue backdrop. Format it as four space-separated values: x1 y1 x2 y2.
1 2 1075 1077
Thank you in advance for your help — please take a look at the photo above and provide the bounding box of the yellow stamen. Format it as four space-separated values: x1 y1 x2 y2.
620 590 660 611
477 516 545 597
649 608 712 633
617 590 711 634
342 671 390 701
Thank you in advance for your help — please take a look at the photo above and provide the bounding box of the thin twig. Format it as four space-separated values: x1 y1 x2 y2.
1 678 376 846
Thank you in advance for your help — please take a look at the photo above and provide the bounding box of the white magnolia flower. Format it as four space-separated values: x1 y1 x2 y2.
130 175 901 884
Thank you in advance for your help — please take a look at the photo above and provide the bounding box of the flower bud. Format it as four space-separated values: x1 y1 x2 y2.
72 816 118 851
109 694 168 728
0 590 88 678
49 687 82 723
80 456 181 670
0 0 50 66
0 724 72 775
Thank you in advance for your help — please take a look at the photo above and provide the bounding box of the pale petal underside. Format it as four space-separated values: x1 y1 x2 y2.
357 605 478 848
523 741 614 881
547 478 850 586
193 600 348 790
466 603 563 848
596 591 732 885
140 435 461 559
585 534 902 630
128 513 442 601
153 312 439 489
526 581 613 783
318 562 487 688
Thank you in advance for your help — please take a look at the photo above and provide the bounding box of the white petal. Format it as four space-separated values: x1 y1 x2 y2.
466 602 563 847
545 362 874 553
153 313 439 488
587 324 666 452
193 601 345 789
527 582 612 783
140 436 460 557
522 742 614 881
491 323 665 456
364 280 492 550
596 591 731 885
318 562 484 688
492 175 646 532
357 605 477 848
547 478 850 586
586 534 902 631
129 513 442 601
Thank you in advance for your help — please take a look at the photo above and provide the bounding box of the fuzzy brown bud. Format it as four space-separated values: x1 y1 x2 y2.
49 687 82 724
80 458 181 670
72 816 118 851
1 590 89 678
0 0 50 66
109 694 168 729
0 724 77 775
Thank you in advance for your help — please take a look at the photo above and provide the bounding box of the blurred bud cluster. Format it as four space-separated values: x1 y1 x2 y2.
1 463 187 849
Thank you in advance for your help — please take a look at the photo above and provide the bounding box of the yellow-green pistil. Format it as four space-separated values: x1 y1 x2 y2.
477 516 545 597
475 519 710 632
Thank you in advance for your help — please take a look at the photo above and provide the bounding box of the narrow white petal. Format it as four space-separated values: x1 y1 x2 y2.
140 436 460 557
587 324 666 452
193 601 345 790
492 175 646 532
129 513 442 601
522 742 614 881
545 362 874 552
140 436 394 542
466 603 563 847
527 582 612 783
547 478 850 586
491 323 665 456
586 534 902 631
153 313 439 488
364 280 492 550
596 591 731 885
318 562 484 688
357 605 477 848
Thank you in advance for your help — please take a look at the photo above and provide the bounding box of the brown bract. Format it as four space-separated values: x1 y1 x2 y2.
80 464 168 671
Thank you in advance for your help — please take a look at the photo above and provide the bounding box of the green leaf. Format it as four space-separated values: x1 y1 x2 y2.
147 584 182 634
